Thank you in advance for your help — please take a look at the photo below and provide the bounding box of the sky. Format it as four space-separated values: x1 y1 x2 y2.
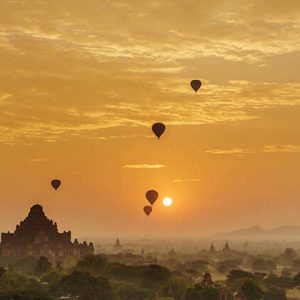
1 0 300 239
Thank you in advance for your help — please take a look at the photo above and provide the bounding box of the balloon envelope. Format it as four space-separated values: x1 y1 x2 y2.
143 205 152 216
51 179 61 190
146 190 159 205
190 80 202 92
152 123 165 139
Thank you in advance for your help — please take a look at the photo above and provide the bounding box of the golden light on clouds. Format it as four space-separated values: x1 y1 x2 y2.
123 164 165 169
173 179 204 183
1 0 300 236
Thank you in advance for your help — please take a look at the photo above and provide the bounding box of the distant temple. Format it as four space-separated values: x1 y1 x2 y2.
209 243 216 253
201 272 214 286
0 204 94 265
112 238 122 252
223 241 231 252
169 248 176 257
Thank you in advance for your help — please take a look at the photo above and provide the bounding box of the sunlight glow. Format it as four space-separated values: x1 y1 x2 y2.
163 197 173 207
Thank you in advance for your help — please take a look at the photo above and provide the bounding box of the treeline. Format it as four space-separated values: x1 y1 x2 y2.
0 255 172 300
0 254 300 299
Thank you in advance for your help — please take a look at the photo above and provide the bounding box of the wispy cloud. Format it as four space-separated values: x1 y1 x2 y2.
205 145 300 155
262 145 300 153
173 178 204 183
205 148 255 155
0 92 12 104
1 0 300 145
123 164 165 169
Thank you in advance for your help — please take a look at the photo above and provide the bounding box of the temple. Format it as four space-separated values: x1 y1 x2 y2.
0 204 94 265
199 272 228 300
209 243 216 253
112 238 122 252
223 241 231 252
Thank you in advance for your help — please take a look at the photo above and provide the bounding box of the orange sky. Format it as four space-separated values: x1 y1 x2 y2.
1 0 300 239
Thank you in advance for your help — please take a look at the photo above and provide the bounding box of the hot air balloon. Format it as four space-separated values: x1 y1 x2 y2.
152 123 165 139
146 190 158 205
190 80 202 93
143 205 152 216
51 179 61 190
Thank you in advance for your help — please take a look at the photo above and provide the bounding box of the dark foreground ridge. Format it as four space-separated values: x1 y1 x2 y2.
0 204 94 265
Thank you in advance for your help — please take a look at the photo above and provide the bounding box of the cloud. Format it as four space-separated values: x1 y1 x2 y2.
1 77 300 144
262 145 300 153
205 145 300 155
205 148 255 155
2 80 300 144
1 0 300 66
123 164 165 169
173 178 204 183
1 0 300 145
0 92 12 104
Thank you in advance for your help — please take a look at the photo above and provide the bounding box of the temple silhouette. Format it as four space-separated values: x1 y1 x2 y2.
0 204 94 265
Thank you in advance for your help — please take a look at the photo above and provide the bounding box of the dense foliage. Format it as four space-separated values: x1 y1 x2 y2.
0 247 299 299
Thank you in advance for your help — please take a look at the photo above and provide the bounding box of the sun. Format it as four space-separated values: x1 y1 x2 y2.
163 197 173 207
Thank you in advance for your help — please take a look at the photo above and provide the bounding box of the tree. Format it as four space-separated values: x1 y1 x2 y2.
0 271 30 291
185 285 220 300
140 264 171 287
293 272 300 285
264 274 295 289
34 256 51 276
200 287 220 300
293 259 300 268
76 254 107 275
185 260 209 273
264 287 286 300
217 264 228 274
284 248 297 260
241 279 264 300
0 288 55 300
281 248 297 265
254 272 268 281
252 259 276 272
161 277 187 299
185 284 202 300
15 256 38 274
217 260 240 274
60 271 112 300
281 268 292 277
41 270 65 296
0 267 5 278
118 284 140 300
0 270 51 299
227 270 255 283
